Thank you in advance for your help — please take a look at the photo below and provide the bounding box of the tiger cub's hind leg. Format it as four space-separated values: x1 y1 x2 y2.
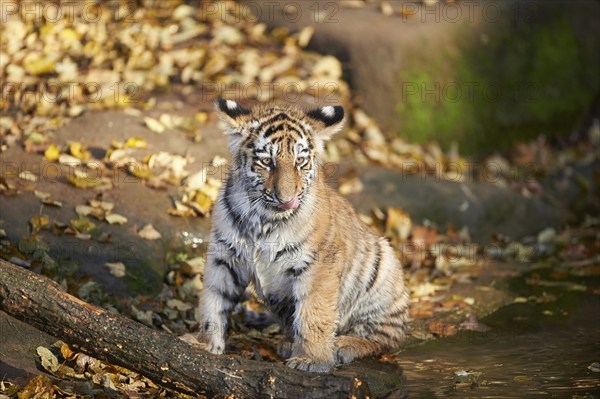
334 336 382 364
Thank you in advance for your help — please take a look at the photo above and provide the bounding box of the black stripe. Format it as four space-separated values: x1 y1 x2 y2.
341 244 368 303
365 241 383 292
214 258 241 288
274 242 304 263
377 320 406 329
223 181 244 229
263 124 279 138
266 294 295 330
373 328 394 341
212 286 238 304
219 307 232 316
286 261 310 278
262 112 289 126
386 308 407 319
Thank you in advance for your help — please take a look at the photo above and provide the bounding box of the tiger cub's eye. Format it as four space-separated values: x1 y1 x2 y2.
296 157 307 167
258 158 272 168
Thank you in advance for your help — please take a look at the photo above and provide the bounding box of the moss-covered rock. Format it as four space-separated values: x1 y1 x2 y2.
397 9 599 153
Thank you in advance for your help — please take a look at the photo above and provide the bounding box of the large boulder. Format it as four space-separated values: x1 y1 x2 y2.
247 0 600 153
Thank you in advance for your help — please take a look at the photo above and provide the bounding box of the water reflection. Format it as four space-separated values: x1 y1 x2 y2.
399 271 600 398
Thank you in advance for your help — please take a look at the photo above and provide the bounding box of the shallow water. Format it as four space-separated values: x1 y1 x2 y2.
399 269 600 398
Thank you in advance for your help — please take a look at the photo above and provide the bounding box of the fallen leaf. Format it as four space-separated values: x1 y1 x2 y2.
69 142 91 160
36 346 60 373
44 144 61 161
167 299 192 312
70 216 96 232
138 224 162 240
411 282 445 298
34 190 51 200
16 375 54 398
29 215 49 232
144 117 165 133
19 171 38 182
338 175 364 195
105 262 126 277
428 321 457 337
588 362 600 372
89 200 114 212
105 213 128 225
125 136 148 148
58 153 82 166
412 225 438 247
380 1 394 16
60 343 76 361
386 207 412 241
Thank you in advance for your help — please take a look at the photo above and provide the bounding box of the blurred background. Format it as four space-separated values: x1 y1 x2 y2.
1 0 599 397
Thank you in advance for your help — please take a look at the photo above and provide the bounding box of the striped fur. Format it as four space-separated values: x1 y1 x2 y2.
197 99 409 372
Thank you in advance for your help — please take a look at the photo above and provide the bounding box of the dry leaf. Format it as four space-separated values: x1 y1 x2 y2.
29 215 49 232
19 171 38 182
144 117 165 133
105 213 128 225
36 346 60 373
44 144 61 161
138 224 162 240
427 321 457 337
386 207 412 240
105 262 126 277
69 142 91 160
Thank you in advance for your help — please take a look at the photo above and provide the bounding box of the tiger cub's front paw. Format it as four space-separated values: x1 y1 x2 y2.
180 333 225 354
178 333 208 350
277 340 293 359
286 357 334 373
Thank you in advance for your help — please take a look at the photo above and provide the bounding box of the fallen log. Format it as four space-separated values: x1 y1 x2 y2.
0 259 405 398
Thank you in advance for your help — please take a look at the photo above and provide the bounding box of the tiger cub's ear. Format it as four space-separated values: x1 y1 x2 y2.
306 105 345 141
214 98 251 130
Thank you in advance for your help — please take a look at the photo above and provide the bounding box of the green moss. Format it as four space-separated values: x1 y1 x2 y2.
395 16 599 154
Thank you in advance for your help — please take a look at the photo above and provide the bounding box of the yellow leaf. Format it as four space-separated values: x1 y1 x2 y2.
195 112 208 124
70 216 96 232
385 207 412 241
60 343 76 361
44 144 60 161
59 28 79 41
17 375 54 399
125 136 148 148
68 174 101 189
69 142 91 160
128 163 155 180
192 191 214 215
24 57 56 75
29 215 49 232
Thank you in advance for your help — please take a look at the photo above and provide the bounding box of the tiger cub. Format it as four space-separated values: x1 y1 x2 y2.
197 98 409 372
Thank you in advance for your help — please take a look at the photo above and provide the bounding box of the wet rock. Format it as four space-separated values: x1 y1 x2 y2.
343 164 573 243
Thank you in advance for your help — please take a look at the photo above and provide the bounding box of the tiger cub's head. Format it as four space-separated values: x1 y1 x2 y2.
215 98 345 212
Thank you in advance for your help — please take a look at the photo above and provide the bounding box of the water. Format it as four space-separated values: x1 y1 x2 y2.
398 269 600 398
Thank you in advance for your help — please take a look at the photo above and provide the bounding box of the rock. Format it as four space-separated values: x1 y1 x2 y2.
341 163 576 243
247 0 600 154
